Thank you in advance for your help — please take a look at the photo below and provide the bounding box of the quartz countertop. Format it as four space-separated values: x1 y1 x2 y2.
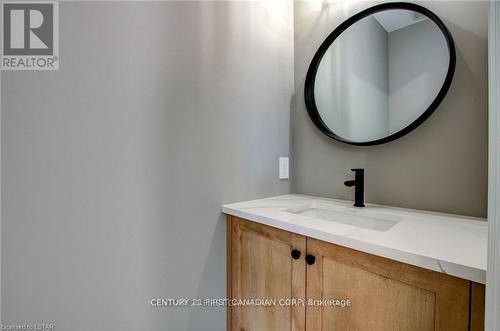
222 194 487 284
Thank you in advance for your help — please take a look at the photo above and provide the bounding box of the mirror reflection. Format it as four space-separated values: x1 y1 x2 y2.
314 9 450 143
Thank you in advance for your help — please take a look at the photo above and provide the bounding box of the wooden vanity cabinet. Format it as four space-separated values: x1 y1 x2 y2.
227 216 485 331
227 215 306 331
307 238 472 331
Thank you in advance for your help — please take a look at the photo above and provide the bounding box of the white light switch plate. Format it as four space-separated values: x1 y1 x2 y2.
279 157 289 179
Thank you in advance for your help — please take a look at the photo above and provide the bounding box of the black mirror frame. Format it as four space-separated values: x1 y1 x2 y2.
304 2 456 146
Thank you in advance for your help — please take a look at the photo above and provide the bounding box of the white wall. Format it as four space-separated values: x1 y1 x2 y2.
315 16 389 142
1 2 293 330
388 18 449 132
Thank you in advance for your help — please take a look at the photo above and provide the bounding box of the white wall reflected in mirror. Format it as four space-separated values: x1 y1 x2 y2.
314 9 449 143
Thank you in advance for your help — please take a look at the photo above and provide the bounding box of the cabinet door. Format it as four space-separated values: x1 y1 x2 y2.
306 238 470 331
228 216 306 331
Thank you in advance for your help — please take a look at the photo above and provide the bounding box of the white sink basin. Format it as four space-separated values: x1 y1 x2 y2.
286 202 401 231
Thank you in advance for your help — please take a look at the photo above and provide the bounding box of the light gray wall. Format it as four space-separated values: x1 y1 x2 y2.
315 16 389 142
1 1 293 330
388 18 450 132
293 0 488 217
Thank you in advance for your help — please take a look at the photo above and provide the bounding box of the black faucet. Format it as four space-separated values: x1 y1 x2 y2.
344 169 365 207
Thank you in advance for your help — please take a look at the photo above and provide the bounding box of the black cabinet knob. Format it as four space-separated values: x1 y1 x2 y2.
305 254 316 265
291 249 301 260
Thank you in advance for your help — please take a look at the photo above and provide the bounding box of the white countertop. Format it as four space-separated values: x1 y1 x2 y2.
222 194 487 284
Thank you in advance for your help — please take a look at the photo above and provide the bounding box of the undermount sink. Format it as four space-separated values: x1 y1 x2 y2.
286 202 401 232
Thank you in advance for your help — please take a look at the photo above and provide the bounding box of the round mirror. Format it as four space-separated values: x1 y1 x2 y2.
304 3 455 146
